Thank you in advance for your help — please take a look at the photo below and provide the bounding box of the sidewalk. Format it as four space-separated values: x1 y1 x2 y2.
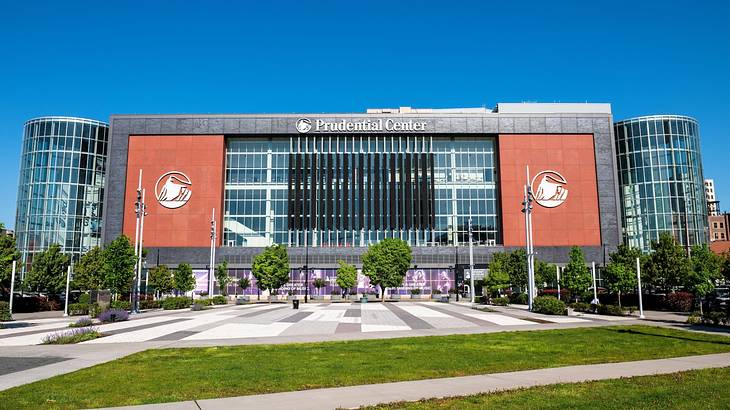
103 352 730 410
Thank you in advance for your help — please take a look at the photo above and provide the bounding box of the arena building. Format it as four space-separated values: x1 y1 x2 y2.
99 103 620 295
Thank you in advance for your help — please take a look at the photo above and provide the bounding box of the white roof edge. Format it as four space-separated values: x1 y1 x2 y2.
496 103 612 114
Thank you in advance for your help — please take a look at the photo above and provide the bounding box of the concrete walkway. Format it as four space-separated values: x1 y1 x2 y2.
103 352 730 410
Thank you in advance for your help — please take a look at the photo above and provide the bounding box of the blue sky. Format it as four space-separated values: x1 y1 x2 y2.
1 1 728 228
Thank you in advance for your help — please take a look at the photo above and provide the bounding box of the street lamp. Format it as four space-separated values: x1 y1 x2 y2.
521 166 536 311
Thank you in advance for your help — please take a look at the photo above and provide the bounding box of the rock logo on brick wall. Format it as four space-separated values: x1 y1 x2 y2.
155 171 192 209
531 170 568 208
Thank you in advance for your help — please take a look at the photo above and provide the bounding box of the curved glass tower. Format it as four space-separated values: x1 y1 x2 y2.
614 115 707 251
15 117 109 275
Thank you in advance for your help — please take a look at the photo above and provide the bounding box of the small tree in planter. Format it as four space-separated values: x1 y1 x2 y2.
174 263 195 304
313 278 326 298
238 276 251 297
336 261 357 297
562 247 592 303
251 244 290 303
148 264 173 300
362 238 412 302
214 260 231 296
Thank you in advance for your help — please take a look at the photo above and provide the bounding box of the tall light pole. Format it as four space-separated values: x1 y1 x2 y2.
134 188 147 314
63 264 72 316
209 208 217 296
636 257 645 319
468 213 475 304
8 260 16 319
132 170 142 310
522 166 536 311
591 261 599 305
556 265 561 301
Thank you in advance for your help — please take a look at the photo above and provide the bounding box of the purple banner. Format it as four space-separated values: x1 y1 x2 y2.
223 268 453 296
194 270 209 295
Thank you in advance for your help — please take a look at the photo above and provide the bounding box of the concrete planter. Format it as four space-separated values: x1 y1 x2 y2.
349 295 361 301
235 296 250 305
390 294 401 300
366 294 378 302
431 294 444 300
311 295 324 301
330 295 342 301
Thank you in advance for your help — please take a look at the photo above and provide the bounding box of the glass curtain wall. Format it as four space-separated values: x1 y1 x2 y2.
15 117 108 275
614 115 707 251
223 135 499 248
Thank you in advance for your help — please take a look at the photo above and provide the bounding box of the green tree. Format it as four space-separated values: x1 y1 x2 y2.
72 246 105 291
603 244 642 308
102 235 136 299
313 277 326 295
687 244 723 313
722 251 730 282
174 263 195 301
214 260 231 296
483 266 510 298
0 224 19 291
644 232 690 294
148 264 173 298
251 244 290 300
562 246 592 302
24 244 69 293
238 276 251 296
336 260 357 296
507 249 528 291
362 238 412 302
534 259 557 290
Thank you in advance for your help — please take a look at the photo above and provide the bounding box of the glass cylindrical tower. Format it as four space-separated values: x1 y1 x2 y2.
614 115 707 252
15 116 109 276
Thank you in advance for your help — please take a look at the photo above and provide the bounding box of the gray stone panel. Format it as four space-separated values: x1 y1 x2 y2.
498 117 515 133
131 119 145 134
529 117 546 133
466 117 481 133
561 117 578 133
450 117 467 133
483 117 498 133
240 119 256 133
209 118 224 134
192 118 209 133
546 117 562 133
145 118 161 135
514 117 530 133
176 118 193 134
161 118 176 134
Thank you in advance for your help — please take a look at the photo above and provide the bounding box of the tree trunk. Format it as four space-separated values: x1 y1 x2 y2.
618 290 622 309
700 296 703 315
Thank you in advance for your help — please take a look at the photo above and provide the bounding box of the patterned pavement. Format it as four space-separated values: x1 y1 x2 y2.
0 301 631 347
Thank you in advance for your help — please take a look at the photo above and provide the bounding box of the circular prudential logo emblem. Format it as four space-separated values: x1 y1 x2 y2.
296 118 312 134
531 170 568 208
155 171 192 209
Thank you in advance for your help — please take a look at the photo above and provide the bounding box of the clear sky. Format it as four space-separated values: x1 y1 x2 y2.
1 0 728 229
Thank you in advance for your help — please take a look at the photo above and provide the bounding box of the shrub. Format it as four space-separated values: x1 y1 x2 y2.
200 291 209 297
702 311 727 326
665 292 694 312
410 288 422 295
42 327 101 344
491 296 510 306
194 298 212 306
532 296 567 315
110 300 132 311
88 303 105 318
570 302 593 313
509 293 528 305
162 296 191 310
211 295 227 305
98 308 129 323
78 293 91 304
69 317 94 328
432 289 442 295
596 304 626 316
68 303 89 316
686 313 702 325
625 305 637 315
330 290 341 296
0 301 10 321
191 303 206 311
140 300 162 310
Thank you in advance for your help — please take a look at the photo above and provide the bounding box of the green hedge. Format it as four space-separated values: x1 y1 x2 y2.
194 299 212 307
211 295 227 305
110 300 131 311
509 293 528 305
89 303 105 318
140 300 162 310
162 297 191 310
0 301 10 321
491 296 510 306
68 303 89 316
596 304 627 316
532 296 567 315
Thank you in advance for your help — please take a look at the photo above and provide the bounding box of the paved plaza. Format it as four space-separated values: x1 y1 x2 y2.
0 301 632 347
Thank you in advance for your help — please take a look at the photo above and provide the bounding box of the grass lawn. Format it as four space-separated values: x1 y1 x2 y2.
2 325 730 409
366 367 730 409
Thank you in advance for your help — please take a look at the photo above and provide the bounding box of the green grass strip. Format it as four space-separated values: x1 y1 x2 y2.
366 367 730 409
2 325 730 409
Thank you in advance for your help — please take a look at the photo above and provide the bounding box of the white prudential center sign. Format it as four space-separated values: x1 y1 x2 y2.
531 170 568 208
155 171 192 209
296 118 427 133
